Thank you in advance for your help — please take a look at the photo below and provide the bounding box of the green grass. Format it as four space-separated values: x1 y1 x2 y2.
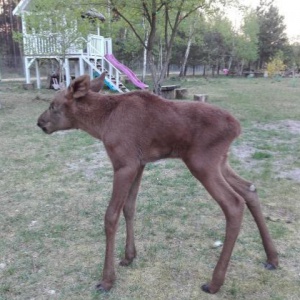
252 151 273 160
1 77 300 299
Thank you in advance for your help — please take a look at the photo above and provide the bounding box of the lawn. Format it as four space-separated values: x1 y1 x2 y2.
0 77 300 300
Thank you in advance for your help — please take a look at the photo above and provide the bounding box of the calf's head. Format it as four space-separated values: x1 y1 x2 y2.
37 75 98 134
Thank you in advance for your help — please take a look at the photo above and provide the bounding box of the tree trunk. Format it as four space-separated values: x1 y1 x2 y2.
8 1 17 67
147 51 160 94
228 56 233 70
212 65 215 77
179 37 192 77
184 64 188 76
179 18 196 78
239 59 245 76
142 31 148 82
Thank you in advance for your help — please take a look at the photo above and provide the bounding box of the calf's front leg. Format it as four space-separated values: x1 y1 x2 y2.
120 165 145 266
96 165 139 292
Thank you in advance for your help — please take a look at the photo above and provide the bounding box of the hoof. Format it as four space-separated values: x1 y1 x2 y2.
119 257 134 266
119 259 130 266
201 284 212 294
264 262 277 270
95 282 112 293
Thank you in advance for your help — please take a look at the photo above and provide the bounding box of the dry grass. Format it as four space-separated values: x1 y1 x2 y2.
0 77 300 300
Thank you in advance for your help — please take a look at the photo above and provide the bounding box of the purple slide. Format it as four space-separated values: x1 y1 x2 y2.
105 54 148 89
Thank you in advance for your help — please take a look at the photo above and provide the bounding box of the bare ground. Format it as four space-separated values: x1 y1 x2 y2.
232 120 300 182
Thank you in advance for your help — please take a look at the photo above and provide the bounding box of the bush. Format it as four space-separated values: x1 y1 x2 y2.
266 56 285 78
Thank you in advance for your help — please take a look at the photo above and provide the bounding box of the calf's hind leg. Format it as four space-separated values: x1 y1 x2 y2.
184 156 245 294
221 161 278 269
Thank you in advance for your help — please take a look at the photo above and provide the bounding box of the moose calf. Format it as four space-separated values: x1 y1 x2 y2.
37 75 278 294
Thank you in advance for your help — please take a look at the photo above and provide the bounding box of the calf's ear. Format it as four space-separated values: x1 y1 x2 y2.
90 72 106 92
67 75 90 99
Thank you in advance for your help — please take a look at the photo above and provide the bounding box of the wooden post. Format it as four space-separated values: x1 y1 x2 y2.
194 94 208 102
175 88 188 99
160 85 180 99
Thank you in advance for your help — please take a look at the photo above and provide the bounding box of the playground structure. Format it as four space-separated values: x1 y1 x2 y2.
13 0 148 92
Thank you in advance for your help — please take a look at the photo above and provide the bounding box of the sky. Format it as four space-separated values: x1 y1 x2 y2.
229 0 300 40
275 0 300 39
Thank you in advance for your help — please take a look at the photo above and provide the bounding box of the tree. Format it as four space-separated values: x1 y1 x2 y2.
102 0 229 93
177 12 200 77
171 12 238 77
100 11 144 71
0 0 22 69
291 42 300 72
199 14 234 76
168 10 205 77
256 0 288 68
234 9 259 73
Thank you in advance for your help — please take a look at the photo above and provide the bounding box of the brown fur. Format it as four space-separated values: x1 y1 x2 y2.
37 75 278 294
89 72 106 92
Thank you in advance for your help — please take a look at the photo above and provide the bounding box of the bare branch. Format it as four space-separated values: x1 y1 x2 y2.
112 6 147 48
180 4 206 23
142 1 152 25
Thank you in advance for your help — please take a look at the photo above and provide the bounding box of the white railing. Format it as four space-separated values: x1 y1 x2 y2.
86 34 112 56
87 34 104 56
81 54 123 92
23 34 83 56
83 35 121 90
104 38 112 54
23 33 112 57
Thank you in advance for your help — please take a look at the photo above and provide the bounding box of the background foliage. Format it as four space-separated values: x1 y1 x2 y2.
1 0 300 79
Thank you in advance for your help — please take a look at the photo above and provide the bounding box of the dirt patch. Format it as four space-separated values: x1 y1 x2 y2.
232 120 300 182
256 120 300 135
65 143 110 180
276 169 300 182
0 101 16 112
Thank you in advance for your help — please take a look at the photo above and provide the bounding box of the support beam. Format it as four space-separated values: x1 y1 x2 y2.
35 59 41 89
64 58 71 87
89 63 93 79
74 62 80 77
24 57 31 84
79 57 84 75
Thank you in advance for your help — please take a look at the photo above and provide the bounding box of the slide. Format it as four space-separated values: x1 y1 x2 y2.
105 54 148 89
104 78 118 91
